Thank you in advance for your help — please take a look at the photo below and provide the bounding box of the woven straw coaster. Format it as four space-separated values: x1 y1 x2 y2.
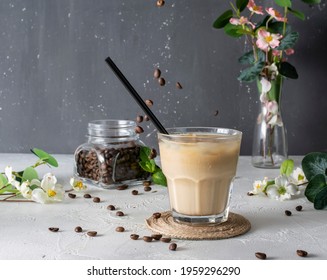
146 211 251 240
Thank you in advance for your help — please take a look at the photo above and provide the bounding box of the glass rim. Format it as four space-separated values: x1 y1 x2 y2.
158 127 242 141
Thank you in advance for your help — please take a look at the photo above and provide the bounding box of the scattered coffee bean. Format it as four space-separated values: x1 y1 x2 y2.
214 110 219 116
255 252 267 260
176 82 182 89
169 243 177 251
68 193 76 199
75 226 83 233
84 193 92 198
152 212 161 219
160 237 171 243
143 236 153 242
93 197 101 203
151 234 162 240
285 210 292 216
107 204 116 210
131 190 139 195
296 250 308 257
149 149 157 159
143 180 151 187
116 211 125 217
158 77 165 86
154 68 161 78
116 226 125 232
130 234 139 240
144 186 152 192
87 231 97 237
48 227 59 232
116 184 129 190
247 192 254 196
156 0 165 7
136 115 144 123
135 126 144 134
144 115 150 121
145 99 153 107
295 205 303 211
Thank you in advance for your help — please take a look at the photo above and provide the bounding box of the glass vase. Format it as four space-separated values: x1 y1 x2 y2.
251 76 288 168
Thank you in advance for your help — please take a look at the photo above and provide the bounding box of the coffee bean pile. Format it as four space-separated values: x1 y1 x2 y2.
75 144 148 186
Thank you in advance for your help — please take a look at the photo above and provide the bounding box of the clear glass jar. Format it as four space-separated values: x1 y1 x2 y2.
74 120 149 188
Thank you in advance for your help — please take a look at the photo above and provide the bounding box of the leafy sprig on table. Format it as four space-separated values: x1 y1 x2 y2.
301 152 327 210
138 147 167 186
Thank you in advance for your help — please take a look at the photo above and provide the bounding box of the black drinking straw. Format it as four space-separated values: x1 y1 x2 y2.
105 57 168 135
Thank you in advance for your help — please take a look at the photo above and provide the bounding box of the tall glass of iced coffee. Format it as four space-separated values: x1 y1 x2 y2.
158 127 242 225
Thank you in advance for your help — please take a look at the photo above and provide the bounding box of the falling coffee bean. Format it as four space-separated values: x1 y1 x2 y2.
116 211 125 217
176 82 182 89
87 231 97 237
145 99 153 107
144 186 152 192
136 115 144 123
156 0 165 7
143 236 153 242
116 184 128 190
154 68 161 78
75 226 83 233
285 210 292 216
158 77 165 86
169 243 177 251
152 212 161 219
131 190 138 195
295 205 303 212
84 193 92 198
144 115 150 121
296 250 308 257
116 226 125 232
149 149 157 159
160 237 171 243
143 180 151 187
151 234 162 240
255 252 267 260
48 227 59 232
130 234 139 240
68 193 76 199
214 110 219 116
107 204 116 210
135 126 144 134
93 197 101 203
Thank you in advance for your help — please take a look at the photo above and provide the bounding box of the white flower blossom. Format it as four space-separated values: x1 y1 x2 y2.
251 177 268 195
4 166 20 188
70 177 87 192
290 167 307 185
266 175 299 201
31 173 64 204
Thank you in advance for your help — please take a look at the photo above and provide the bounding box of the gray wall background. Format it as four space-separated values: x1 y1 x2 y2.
0 0 326 155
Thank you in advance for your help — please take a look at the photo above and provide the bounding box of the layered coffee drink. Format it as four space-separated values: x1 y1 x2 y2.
158 128 242 225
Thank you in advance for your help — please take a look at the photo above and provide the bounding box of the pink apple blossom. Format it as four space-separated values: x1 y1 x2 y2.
285 48 295 55
229 16 255 29
256 29 282 51
266 7 287 22
247 0 264 15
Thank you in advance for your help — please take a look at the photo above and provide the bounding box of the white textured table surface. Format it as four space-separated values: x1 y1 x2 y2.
0 154 326 260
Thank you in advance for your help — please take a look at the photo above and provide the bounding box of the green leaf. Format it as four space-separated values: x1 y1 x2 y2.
139 160 156 173
224 23 244 38
302 152 327 181
279 61 298 79
314 187 327 209
22 167 39 182
238 50 265 65
238 61 265 82
280 159 294 176
304 174 326 202
301 0 321 4
0 173 8 188
213 10 233 29
274 0 292 8
277 31 299 50
139 146 152 162
236 0 249 12
288 8 305 21
152 170 167 186
0 185 19 194
31 148 58 167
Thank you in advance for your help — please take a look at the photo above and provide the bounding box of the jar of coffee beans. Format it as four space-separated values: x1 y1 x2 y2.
74 120 149 188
